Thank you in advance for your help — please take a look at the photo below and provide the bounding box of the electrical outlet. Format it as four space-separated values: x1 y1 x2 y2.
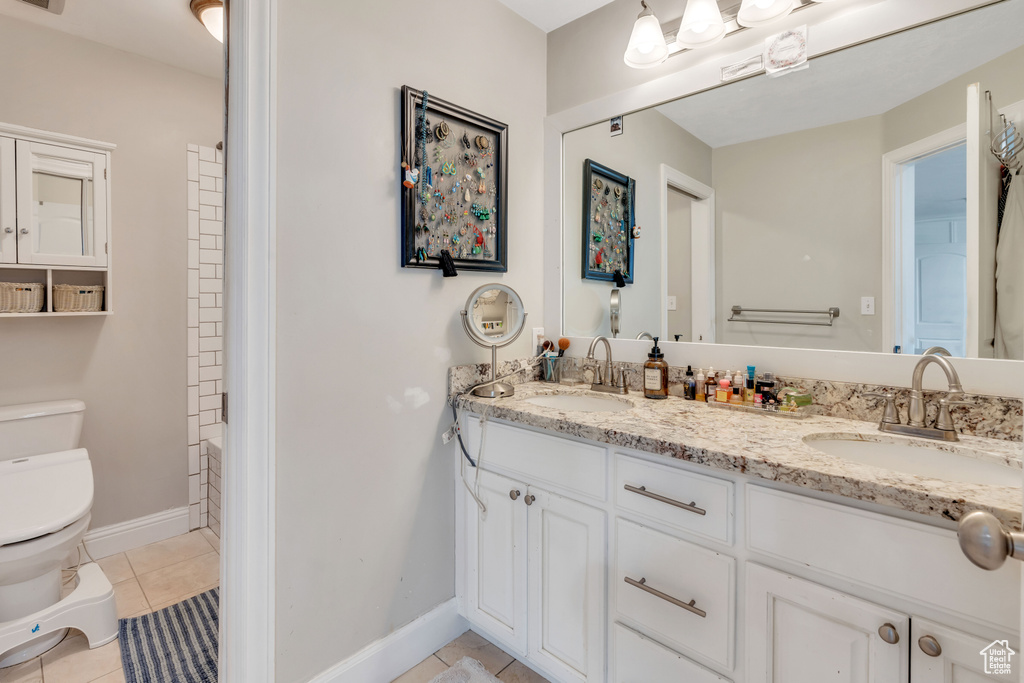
861 297 875 315
667 296 677 311
532 327 545 353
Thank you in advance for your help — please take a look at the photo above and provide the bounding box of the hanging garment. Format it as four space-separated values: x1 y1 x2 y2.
997 166 1011 236
995 172 1024 359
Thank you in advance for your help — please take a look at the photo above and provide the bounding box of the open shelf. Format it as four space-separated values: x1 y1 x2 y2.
0 265 111 316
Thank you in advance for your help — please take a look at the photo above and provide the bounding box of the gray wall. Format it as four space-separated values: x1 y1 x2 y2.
273 1 546 681
0 17 222 528
563 108 711 339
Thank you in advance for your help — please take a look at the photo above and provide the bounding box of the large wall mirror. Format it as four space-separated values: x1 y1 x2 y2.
562 0 1024 360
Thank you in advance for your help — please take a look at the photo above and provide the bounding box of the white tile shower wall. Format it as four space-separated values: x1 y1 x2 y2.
187 143 224 534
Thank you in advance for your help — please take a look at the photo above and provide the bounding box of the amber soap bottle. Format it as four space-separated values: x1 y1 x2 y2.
643 337 669 399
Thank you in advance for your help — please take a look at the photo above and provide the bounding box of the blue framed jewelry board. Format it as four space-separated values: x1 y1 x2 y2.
582 159 635 283
400 86 508 273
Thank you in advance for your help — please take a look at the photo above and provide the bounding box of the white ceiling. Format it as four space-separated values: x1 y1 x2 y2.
496 0 617 32
656 0 1024 148
0 0 223 79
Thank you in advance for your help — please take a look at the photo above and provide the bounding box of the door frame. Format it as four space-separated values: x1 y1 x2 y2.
221 1 277 681
881 124 966 355
659 164 715 343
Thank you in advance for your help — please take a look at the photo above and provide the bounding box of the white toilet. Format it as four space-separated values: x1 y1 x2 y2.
0 400 117 668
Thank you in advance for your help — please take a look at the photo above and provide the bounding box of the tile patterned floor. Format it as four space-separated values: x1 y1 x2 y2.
392 630 551 683
0 528 220 683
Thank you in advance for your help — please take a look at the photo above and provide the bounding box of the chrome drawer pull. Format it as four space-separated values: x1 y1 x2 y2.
624 576 706 618
624 484 706 516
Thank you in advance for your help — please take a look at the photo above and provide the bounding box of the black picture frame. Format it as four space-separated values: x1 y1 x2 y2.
581 159 635 283
400 85 508 273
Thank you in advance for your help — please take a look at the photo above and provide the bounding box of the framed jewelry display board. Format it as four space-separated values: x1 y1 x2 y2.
400 86 508 272
581 159 635 283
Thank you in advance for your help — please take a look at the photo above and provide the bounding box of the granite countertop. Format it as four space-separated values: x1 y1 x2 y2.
455 381 1023 529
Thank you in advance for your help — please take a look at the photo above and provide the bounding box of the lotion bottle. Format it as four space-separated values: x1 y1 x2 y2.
695 368 706 402
643 337 669 399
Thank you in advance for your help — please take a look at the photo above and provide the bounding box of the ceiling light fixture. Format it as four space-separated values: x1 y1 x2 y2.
623 1 670 69
736 0 796 27
190 0 224 43
676 0 726 49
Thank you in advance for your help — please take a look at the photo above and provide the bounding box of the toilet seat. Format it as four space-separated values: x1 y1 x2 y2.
0 449 92 547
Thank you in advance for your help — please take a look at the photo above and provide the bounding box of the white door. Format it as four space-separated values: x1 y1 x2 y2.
0 137 14 264
746 564 909 683
465 469 528 653
914 217 968 355
527 487 606 683
965 82 999 358
15 140 107 267
911 619 1016 682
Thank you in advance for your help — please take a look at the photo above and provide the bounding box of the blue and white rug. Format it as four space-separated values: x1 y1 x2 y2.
119 587 219 683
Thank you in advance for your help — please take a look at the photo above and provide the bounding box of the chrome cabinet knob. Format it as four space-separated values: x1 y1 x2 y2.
524 494 535 506
958 510 1024 570
3 227 11 234
509 489 520 501
919 635 942 657
878 623 900 645
19 228 28 235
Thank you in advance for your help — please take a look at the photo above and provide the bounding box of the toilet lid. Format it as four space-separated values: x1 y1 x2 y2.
0 449 93 546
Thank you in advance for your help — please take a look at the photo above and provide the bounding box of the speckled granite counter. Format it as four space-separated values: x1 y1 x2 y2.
455 381 1023 529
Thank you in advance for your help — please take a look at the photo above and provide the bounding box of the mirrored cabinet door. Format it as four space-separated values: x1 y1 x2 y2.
15 140 107 267
0 137 14 265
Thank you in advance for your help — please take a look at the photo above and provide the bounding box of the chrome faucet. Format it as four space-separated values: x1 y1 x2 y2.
636 331 654 341
586 336 628 394
865 353 966 441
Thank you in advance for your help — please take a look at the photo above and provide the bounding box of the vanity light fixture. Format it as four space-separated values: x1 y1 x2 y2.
736 0 796 27
190 0 224 43
623 1 670 69
676 0 727 49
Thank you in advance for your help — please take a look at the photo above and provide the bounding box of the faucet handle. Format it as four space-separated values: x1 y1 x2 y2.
864 392 900 425
936 397 969 432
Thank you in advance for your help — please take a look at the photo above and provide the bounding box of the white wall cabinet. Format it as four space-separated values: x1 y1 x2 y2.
0 124 114 316
464 464 606 683
456 416 1018 683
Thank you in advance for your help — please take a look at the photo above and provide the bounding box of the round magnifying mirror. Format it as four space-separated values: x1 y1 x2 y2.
462 284 527 398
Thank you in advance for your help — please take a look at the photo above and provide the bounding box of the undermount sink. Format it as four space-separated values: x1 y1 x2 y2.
522 393 633 413
803 434 1021 487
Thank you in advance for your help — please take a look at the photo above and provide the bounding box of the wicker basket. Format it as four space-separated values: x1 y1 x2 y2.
53 284 104 313
0 282 45 313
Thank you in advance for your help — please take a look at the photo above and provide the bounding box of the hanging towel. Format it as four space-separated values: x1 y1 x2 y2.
995 172 1024 359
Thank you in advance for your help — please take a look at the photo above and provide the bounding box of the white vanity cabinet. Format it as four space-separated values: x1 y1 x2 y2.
455 414 1019 683
0 124 114 316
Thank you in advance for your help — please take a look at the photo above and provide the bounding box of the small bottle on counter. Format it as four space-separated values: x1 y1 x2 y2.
695 368 706 402
683 366 696 400
744 365 756 404
643 337 669 399
704 367 717 402
716 378 731 403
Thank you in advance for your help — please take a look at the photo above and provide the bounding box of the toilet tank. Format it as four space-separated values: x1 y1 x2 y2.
0 399 86 461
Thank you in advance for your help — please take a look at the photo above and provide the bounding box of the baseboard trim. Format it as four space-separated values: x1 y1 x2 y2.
308 598 469 683
82 507 191 559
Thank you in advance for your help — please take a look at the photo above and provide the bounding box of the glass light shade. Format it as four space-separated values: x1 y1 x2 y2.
676 0 726 49
736 0 796 27
623 10 669 68
190 0 224 43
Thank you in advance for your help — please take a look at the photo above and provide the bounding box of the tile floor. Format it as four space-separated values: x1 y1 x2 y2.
392 630 551 683
0 528 220 683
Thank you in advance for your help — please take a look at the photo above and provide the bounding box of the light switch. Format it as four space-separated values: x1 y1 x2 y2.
667 295 677 311
861 297 875 315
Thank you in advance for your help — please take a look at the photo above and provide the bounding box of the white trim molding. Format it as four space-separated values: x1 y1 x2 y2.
82 507 190 560
222 1 277 682
307 599 469 683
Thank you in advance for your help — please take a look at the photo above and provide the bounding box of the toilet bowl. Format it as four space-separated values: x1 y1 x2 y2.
0 401 116 668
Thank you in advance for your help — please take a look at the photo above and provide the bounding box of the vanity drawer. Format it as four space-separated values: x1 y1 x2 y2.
463 416 606 501
746 485 1021 631
612 622 732 683
615 454 733 544
614 518 735 670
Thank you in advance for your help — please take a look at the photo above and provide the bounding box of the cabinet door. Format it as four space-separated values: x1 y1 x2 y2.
0 137 14 264
465 469 528 653
16 140 107 267
527 487 606 682
911 619 1017 682
746 564 908 683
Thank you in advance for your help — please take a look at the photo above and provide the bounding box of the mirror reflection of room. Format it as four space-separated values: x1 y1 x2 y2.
562 0 1024 359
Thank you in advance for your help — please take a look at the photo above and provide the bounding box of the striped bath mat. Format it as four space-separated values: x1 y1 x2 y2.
119 588 219 683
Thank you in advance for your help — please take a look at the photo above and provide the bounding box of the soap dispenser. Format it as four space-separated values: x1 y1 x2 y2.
643 337 669 399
